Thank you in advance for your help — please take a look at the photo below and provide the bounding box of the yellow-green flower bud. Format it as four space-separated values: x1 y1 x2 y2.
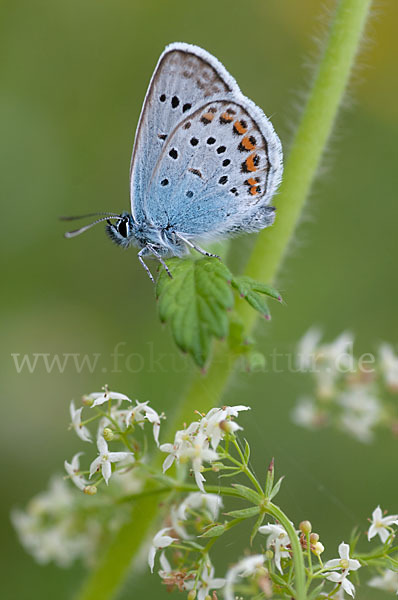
103 427 114 441
314 542 325 555
299 520 312 534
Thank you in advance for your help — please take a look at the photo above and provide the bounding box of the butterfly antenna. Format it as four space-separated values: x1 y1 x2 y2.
60 212 120 221
64 216 119 238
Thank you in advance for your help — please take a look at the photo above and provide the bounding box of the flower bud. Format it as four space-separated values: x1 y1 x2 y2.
103 427 114 441
84 485 97 495
299 520 312 534
314 542 324 555
265 549 273 560
82 395 93 407
310 532 319 544
187 591 196 600
219 419 233 433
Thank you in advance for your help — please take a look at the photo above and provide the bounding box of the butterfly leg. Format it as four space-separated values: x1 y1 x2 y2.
176 234 221 260
137 248 155 283
147 244 173 279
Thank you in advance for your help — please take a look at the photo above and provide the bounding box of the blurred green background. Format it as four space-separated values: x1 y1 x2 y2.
2 0 398 598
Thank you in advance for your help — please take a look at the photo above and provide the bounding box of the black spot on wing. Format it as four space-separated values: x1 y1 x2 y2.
189 168 203 179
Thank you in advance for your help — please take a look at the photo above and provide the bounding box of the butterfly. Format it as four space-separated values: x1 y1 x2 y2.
63 42 283 282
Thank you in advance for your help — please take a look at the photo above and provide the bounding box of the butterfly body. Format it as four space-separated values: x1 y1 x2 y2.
65 42 283 280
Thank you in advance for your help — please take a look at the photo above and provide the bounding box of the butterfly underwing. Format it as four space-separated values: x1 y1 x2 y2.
64 42 283 281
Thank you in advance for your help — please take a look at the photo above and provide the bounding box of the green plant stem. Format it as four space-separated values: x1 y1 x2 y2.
266 502 306 599
75 1 372 599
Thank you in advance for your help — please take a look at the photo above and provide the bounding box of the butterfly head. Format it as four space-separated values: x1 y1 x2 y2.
106 212 136 248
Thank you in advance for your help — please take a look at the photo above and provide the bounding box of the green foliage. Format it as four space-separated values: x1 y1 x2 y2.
156 257 233 367
156 258 282 367
231 276 282 320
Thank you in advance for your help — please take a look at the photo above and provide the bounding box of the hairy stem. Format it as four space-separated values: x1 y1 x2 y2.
76 1 372 599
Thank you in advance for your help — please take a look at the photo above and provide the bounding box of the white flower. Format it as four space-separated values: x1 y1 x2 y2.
148 527 176 572
171 493 223 539
368 506 398 543
200 405 250 449
69 400 92 442
29 476 74 515
297 330 354 397
258 523 292 573
338 386 381 443
160 423 197 472
89 436 133 484
291 396 323 429
179 431 219 492
297 327 323 371
88 390 132 408
124 401 161 446
368 569 398 592
177 492 222 521
160 425 218 492
64 453 89 491
379 343 398 391
224 555 265 600
11 476 96 568
185 560 225 600
324 587 346 599
324 542 361 597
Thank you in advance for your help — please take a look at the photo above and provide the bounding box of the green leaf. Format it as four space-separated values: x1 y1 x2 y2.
200 524 226 538
231 484 262 504
269 476 285 501
243 440 250 465
308 581 325 600
156 257 234 367
232 276 282 301
225 506 260 519
264 457 275 497
231 275 282 319
250 512 266 546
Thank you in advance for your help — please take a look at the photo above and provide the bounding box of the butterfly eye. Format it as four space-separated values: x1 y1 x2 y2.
117 218 129 238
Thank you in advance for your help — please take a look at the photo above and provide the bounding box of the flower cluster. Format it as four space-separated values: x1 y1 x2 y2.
67 387 163 492
292 330 398 443
12 394 398 598
160 405 250 492
11 474 135 568
148 502 398 599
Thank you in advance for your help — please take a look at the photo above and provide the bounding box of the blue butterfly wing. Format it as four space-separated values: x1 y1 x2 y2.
143 95 283 239
130 43 239 224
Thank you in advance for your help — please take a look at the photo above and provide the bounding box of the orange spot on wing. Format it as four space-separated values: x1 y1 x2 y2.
202 112 214 121
247 177 257 186
234 120 248 135
220 112 233 123
245 153 258 172
249 186 258 196
241 136 256 150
